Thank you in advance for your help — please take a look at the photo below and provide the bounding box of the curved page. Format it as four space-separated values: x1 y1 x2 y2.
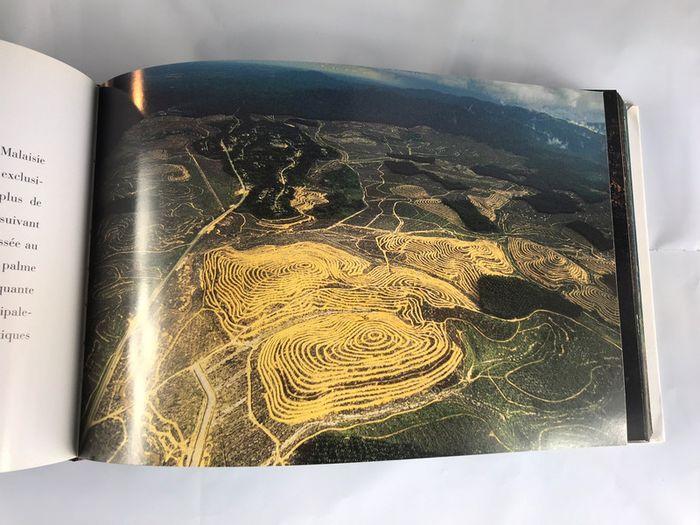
0 41 95 472
81 62 628 466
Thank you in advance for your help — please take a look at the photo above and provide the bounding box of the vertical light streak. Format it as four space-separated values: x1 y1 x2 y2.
131 69 146 114
126 162 158 462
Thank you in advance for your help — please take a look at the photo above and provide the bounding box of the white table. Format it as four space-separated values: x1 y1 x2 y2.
0 1 697 522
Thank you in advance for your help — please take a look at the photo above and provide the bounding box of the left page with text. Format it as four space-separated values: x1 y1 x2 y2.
0 41 96 472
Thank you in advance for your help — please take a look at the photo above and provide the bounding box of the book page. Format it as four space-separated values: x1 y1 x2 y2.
79 62 629 466
0 41 95 472
626 105 664 442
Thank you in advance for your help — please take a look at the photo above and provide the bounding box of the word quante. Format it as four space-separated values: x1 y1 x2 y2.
0 284 34 296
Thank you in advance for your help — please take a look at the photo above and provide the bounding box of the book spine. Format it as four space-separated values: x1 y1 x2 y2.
604 90 652 442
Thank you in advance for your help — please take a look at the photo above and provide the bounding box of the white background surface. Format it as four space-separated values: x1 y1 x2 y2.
0 1 698 523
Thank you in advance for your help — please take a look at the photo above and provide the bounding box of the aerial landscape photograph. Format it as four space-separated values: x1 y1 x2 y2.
79 62 627 466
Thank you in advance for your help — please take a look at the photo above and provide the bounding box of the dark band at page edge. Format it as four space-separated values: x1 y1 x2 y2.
603 90 652 442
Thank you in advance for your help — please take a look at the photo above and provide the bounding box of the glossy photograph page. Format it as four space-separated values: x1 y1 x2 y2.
80 62 628 466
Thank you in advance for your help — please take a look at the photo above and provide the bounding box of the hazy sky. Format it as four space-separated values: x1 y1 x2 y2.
304 63 606 125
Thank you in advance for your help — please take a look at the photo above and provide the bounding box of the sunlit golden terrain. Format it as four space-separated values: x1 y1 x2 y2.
80 111 626 467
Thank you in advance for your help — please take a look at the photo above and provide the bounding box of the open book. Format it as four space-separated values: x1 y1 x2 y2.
0 41 662 472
